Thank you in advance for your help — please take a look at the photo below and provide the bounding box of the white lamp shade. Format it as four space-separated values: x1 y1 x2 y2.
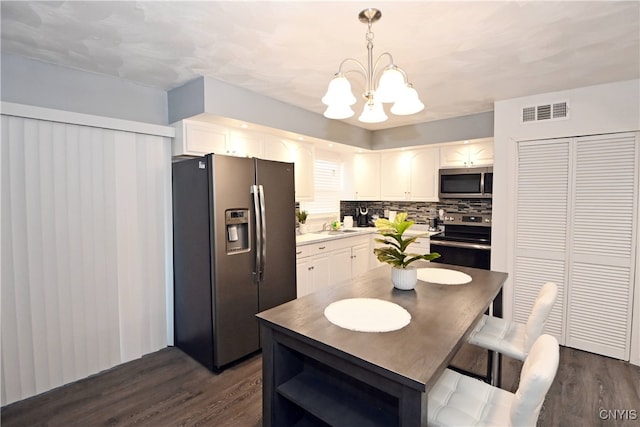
358 98 388 123
324 104 355 120
391 85 424 115
376 67 406 103
322 75 356 106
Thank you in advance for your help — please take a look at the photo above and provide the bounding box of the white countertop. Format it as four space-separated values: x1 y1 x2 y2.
296 225 441 246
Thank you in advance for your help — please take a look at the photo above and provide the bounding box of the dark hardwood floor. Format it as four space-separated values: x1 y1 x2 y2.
2 344 638 426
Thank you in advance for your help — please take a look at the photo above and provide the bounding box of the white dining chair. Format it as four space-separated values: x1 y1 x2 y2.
467 281 558 384
428 334 559 427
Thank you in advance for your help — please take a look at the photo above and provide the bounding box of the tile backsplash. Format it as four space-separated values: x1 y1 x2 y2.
340 199 492 224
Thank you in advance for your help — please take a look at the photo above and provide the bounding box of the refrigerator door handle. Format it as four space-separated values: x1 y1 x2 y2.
251 185 262 282
257 185 267 281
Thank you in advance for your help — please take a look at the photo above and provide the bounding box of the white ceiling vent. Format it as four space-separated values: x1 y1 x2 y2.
522 101 569 123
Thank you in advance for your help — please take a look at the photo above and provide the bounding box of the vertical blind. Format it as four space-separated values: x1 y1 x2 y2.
301 153 341 215
1 115 172 405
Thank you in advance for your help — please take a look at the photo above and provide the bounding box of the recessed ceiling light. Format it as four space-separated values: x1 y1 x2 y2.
328 143 334 147
463 140 469 144
241 123 249 129
297 136 304 141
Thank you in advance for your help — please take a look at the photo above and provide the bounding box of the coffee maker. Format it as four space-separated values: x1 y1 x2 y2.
356 206 370 227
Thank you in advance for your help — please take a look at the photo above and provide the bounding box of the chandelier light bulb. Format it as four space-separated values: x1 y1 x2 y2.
324 103 355 119
322 9 423 123
376 67 406 103
322 75 356 106
391 84 425 116
358 98 388 123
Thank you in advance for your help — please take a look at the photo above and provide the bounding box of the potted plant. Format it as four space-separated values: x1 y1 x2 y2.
296 210 308 234
374 212 440 290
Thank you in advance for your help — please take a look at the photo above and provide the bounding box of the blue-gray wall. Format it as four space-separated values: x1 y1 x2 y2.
1 52 167 125
2 52 493 148
371 111 494 150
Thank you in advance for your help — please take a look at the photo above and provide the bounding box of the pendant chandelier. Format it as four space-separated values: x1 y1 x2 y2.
322 8 424 124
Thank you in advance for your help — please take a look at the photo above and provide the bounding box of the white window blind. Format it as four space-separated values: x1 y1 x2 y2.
301 152 341 215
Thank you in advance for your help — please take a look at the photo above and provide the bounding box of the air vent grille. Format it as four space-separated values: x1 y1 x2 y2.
537 104 551 120
522 107 536 122
521 101 569 123
553 102 568 118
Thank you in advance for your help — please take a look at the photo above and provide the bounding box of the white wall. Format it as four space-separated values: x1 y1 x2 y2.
492 79 640 364
1 104 174 405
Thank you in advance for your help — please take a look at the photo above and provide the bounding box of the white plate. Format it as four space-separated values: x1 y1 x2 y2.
417 268 472 285
324 298 411 332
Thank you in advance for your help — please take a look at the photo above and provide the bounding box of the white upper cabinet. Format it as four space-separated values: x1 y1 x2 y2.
264 136 295 162
352 153 381 200
172 121 314 202
290 140 315 202
172 120 265 158
409 147 440 201
440 140 493 168
264 136 314 201
380 148 439 201
228 129 264 158
380 151 412 200
172 120 228 157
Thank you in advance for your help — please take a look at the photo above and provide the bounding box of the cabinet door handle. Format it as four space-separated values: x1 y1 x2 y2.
296 251 302 255
318 246 326 250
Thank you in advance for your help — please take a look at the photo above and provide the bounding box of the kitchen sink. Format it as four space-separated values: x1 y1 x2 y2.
323 229 360 235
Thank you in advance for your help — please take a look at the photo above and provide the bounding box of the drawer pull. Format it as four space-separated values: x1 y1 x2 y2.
296 251 302 255
318 246 326 250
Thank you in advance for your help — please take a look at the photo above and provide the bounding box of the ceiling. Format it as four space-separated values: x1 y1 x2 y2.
1 1 639 130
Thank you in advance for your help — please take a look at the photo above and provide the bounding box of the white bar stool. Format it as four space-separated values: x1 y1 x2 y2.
428 334 560 427
468 282 558 385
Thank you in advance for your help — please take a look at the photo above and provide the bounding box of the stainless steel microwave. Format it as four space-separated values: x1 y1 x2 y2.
438 167 493 199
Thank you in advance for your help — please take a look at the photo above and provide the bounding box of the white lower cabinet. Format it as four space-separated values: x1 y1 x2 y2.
296 236 371 297
329 248 353 287
296 253 330 297
351 243 370 278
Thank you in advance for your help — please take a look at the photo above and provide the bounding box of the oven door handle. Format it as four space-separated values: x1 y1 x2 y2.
430 240 491 250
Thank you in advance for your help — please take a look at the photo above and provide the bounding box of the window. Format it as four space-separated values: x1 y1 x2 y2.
300 150 341 216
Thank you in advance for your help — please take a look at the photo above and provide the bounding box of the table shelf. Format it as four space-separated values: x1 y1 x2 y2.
278 370 397 427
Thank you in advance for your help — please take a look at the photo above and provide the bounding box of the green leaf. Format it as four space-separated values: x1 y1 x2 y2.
373 211 441 268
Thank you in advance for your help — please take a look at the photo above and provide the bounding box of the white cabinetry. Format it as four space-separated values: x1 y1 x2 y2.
172 120 228 157
172 120 267 158
296 236 371 297
228 129 264 158
353 153 381 200
290 141 315 201
351 243 370 278
172 120 314 202
513 132 638 360
296 253 330 298
264 136 315 201
440 140 493 167
380 148 439 201
329 247 353 287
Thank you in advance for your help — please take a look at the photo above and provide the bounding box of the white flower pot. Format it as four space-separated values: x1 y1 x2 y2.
299 223 308 234
391 266 418 290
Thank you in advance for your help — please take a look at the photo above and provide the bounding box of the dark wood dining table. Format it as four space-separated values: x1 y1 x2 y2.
256 262 507 427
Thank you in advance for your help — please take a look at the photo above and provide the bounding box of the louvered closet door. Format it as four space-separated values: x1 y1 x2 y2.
514 139 570 342
566 133 638 359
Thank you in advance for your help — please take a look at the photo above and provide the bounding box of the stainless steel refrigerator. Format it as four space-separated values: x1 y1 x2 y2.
172 154 297 371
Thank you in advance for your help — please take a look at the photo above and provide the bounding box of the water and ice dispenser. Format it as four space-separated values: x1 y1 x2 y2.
225 209 250 254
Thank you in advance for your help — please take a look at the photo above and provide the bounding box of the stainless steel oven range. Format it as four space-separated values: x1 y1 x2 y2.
431 212 503 384
430 212 491 270
430 212 501 316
